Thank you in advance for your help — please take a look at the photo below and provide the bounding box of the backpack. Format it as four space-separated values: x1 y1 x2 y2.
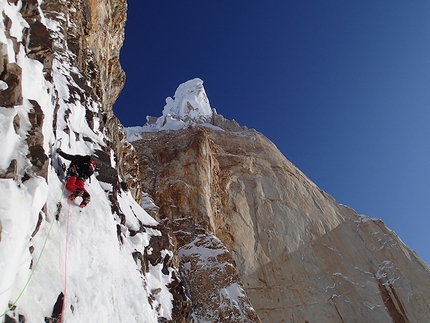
71 155 96 178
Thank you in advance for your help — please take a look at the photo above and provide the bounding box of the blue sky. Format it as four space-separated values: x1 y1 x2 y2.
114 1 430 264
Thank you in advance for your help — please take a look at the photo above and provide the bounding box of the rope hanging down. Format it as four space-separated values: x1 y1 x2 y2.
0 183 66 319
60 198 72 323
0 139 68 319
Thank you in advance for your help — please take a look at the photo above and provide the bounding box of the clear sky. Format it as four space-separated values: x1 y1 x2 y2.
114 1 430 265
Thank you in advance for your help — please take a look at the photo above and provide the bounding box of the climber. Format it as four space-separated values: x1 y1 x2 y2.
56 148 96 208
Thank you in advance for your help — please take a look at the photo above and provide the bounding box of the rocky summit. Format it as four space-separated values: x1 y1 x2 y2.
0 1 430 323
131 79 430 322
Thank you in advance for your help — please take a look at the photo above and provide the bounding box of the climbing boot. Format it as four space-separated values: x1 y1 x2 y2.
79 192 90 208
69 188 84 201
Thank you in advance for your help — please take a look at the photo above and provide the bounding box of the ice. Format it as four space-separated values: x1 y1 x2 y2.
161 78 212 121
125 78 214 140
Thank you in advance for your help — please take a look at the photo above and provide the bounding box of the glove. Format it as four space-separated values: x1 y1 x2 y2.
56 148 62 153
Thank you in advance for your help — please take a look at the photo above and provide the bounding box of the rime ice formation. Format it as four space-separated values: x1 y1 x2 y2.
125 78 213 141
161 78 212 124
125 78 248 142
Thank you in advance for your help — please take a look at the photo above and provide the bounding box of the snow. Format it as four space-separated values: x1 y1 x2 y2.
0 2 28 61
179 235 226 260
375 260 400 285
201 122 224 131
0 81 7 91
125 78 214 141
0 108 24 172
17 176 161 322
163 78 212 119
179 233 257 321
0 3 175 322
117 189 158 230
355 214 380 223
0 177 48 315
220 282 246 307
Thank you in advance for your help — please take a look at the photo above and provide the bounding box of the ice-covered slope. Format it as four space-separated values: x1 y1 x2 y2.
0 1 184 322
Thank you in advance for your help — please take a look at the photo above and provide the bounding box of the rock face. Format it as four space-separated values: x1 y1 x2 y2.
4 0 428 320
0 1 190 322
133 126 262 322
133 125 430 323
40 0 141 202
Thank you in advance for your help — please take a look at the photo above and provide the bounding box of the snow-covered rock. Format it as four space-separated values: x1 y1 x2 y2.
125 78 247 142
0 1 189 322
138 78 212 133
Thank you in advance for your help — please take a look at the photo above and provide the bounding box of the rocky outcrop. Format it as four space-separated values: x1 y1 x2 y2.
26 99 49 178
133 127 262 322
211 109 247 132
0 1 190 322
170 218 261 323
38 0 140 201
0 0 133 183
41 0 125 110
0 61 22 107
133 125 430 323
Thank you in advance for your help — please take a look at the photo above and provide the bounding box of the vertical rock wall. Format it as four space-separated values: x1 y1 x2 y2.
134 127 262 322
133 125 430 323
40 0 141 202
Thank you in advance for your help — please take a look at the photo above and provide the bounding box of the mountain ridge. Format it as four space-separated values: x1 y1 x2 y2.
131 118 430 322
0 1 429 322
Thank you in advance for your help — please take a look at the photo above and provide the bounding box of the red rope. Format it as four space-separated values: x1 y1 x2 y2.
61 198 71 323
